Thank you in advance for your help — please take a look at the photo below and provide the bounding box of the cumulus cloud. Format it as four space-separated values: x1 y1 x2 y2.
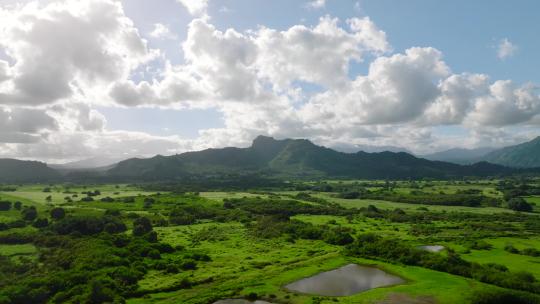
110 16 390 106
306 0 326 9
0 0 156 106
0 106 57 143
176 0 208 16
301 47 449 125
0 0 539 160
466 81 540 126
149 23 177 40
256 16 390 89
423 73 489 125
497 38 517 60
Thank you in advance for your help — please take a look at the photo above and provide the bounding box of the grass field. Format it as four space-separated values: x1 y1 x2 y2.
2 180 540 304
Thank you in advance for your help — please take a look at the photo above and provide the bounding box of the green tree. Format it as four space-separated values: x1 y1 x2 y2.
508 198 533 212
132 217 153 236
50 207 66 220
22 206 38 221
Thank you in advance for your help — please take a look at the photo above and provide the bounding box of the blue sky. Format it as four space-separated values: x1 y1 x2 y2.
124 0 540 82
0 0 539 161
117 0 539 139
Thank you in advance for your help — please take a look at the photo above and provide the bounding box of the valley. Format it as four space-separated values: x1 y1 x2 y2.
2 179 540 303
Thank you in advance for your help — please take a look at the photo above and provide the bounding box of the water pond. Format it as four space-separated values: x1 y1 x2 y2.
418 245 445 252
284 264 404 296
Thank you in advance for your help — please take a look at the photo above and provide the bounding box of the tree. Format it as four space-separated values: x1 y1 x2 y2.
0 200 12 211
33 218 49 228
50 207 66 220
22 206 38 221
132 217 153 236
508 198 533 212
13 201 22 210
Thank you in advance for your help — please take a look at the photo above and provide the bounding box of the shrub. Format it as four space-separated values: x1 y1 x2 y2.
504 244 519 254
132 217 153 236
50 207 66 220
32 218 49 228
508 198 533 212
21 207 38 221
0 200 12 211
522 248 540 257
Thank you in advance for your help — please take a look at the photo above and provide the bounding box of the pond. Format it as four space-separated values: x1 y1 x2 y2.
213 300 274 304
284 264 404 296
418 245 445 252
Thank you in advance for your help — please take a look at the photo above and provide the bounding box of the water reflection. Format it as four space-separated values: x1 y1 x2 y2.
285 264 404 296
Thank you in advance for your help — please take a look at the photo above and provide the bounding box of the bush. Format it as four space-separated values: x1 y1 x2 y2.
522 248 540 257
21 207 38 221
0 200 12 211
50 207 66 220
470 289 540 304
32 218 49 228
132 217 153 236
504 244 519 254
508 198 533 212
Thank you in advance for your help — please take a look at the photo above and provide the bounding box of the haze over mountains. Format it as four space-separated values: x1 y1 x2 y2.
422 136 540 167
107 136 515 180
4 135 540 183
49 156 136 171
482 136 540 168
421 147 497 165
1 135 539 183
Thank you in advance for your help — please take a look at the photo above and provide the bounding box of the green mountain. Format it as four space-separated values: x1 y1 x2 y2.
0 159 61 182
482 136 540 168
421 147 495 164
107 136 515 180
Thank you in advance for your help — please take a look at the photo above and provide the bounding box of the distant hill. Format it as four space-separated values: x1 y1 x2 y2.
482 136 540 168
0 159 61 182
108 136 516 180
422 147 496 164
1 136 535 183
49 156 134 170
330 143 411 154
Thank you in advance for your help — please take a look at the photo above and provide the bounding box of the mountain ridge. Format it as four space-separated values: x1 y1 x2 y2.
1 136 538 182
107 136 518 180
482 136 540 168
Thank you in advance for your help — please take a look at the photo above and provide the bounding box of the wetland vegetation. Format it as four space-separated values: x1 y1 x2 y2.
1 179 540 303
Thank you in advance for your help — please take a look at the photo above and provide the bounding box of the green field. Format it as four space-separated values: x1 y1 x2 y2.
1 180 540 304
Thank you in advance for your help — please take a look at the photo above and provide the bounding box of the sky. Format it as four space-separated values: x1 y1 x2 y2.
0 0 539 162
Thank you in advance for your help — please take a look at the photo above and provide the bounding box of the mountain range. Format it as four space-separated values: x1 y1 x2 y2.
421 147 497 164
1 135 540 183
482 136 540 168
422 136 540 167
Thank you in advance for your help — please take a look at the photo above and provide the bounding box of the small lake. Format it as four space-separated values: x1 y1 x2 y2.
213 300 274 304
418 245 445 252
284 264 404 296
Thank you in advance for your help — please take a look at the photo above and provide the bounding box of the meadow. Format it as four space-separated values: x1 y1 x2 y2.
1 178 540 304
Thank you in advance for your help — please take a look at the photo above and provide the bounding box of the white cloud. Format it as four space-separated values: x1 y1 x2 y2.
0 0 156 106
301 47 449 125
497 38 517 60
0 0 538 160
0 106 57 143
256 16 390 90
466 81 540 126
176 0 208 16
422 73 489 125
306 0 326 9
149 23 177 40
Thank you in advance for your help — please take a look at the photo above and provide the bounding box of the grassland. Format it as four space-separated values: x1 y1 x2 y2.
1 179 540 304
